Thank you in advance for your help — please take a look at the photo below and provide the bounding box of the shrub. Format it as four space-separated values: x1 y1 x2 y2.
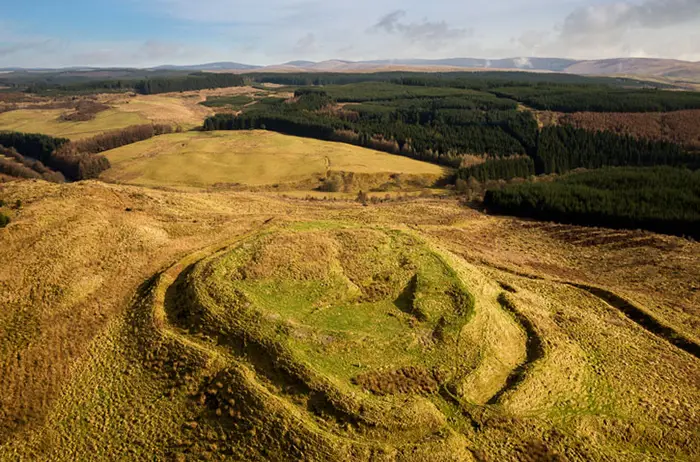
59 100 110 121
0 213 9 228
356 191 369 206
320 175 343 192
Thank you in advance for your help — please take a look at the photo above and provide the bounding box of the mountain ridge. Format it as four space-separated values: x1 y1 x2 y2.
2 57 700 81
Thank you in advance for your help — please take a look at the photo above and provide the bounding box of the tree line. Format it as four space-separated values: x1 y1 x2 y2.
0 146 65 182
245 71 654 90
457 156 535 183
0 124 173 181
491 86 700 112
204 90 536 169
23 72 245 95
133 73 244 95
484 167 700 238
535 126 699 174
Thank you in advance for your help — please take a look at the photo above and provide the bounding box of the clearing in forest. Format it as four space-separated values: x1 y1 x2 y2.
100 130 449 189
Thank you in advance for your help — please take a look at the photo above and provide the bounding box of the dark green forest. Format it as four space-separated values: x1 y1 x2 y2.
0 131 105 181
133 73 244 95
203 84 699 179
3 69 700 237
491 86 700 112
17 72 244 95
204 88 537 168
535 126 699 173
0 132 69 165
484 167 700 238
457 156 535 183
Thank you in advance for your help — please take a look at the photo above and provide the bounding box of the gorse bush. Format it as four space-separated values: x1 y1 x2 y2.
0 212 9 228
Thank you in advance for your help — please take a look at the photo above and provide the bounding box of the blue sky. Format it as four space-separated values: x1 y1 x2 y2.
1 0 699 67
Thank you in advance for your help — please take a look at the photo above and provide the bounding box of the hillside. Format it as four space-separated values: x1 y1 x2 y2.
4 57 700 83
101 131 448 190
565 58 700 81
0 180 698 460
0 69 699 461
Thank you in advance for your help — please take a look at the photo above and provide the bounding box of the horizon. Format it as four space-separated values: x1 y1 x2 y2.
3 55 700 71
2 0 699 68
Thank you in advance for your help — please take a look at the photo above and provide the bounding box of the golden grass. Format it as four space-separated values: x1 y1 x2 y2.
0 92 220 140
101 130 449 189
0 108 149 140
102 94 213 129
0 179 698 461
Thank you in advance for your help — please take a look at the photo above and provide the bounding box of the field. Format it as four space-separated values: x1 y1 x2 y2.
0 108 149 140
101 131 448 190
0 180 698 461
0 87 267 140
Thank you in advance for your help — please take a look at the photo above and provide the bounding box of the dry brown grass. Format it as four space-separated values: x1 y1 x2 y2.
0 179 698 460
540 109 700 148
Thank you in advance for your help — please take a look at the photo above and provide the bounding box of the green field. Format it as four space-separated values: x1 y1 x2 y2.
101 130 449 189
0 108 149 140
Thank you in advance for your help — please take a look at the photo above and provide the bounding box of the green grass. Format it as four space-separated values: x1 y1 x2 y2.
191 228 474 386
101 130 448 189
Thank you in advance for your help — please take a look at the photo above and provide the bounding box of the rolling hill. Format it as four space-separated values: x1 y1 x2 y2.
100 130 448 190
4 57 700 81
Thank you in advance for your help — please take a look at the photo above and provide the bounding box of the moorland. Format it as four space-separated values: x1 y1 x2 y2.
0 68 698 461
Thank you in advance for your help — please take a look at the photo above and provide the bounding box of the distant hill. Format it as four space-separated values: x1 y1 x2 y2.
4 57 700 83
282 61 317 68
357 57 577 72
564 58 700 81
151 62 260 71
251 57 700 81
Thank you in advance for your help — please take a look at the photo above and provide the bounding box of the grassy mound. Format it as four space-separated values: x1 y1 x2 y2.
148 224 521 459
2 181 699 461
100 131 448 190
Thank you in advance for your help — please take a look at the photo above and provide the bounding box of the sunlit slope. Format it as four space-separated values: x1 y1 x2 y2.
0 181 698 461
0 109 148 140
101 130 449 189
0 94 213 140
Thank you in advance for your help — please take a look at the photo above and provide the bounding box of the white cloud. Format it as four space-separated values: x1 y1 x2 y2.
2 1 700 67
370 10 472 43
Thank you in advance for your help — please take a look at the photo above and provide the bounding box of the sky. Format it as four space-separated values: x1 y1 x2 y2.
1 0 699 67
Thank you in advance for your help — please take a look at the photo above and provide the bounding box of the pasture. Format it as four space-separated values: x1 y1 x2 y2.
101 130 449 189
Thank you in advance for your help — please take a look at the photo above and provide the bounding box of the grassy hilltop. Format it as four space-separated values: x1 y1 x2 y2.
0 180 698 461
0 71 699 461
